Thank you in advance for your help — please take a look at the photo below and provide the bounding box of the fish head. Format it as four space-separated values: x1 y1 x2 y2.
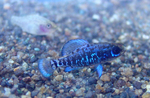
100 43 124 62
39 21 56 34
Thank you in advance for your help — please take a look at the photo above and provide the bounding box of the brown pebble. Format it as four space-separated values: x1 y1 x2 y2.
95 84 105 92
100 74 110 82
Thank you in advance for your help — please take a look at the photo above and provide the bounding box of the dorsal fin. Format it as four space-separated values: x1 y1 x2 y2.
61 39 89 56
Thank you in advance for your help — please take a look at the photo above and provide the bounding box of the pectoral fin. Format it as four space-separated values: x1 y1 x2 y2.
96 64 103 78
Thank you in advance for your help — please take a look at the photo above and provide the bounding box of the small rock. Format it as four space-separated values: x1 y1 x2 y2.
119 67 133 76
142 92 150 98
92 14 100 20
75 87 85 97
133 81 142 89
0 46 5 52
100 74 110 82
31 74 40 81
134 89 143 96
54 75 63 81
22 61 28 71
8 59 14 64
95 84 105 92
4 87 11 97
144 63 150 69
14 67 24 76
146 84 150 92
85 90 95 98
114 79 126 88
31 90 39 97
59 89 64 93
88 77 97 85
23 76 31 83
3 3 11 10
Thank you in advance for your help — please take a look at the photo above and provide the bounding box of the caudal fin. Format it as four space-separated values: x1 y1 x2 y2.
38 59 54 78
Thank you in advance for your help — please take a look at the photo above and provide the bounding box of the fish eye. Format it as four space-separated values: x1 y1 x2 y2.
47 24 51 28
111 46 122 56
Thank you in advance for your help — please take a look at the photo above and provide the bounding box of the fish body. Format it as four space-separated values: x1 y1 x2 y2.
38 39 124 78
11 14 61 37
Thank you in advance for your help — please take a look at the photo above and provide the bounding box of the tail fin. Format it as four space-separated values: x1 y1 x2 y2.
38 59 55 78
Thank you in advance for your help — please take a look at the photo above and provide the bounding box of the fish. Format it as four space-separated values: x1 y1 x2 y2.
38 39 124 78
11 14 61 37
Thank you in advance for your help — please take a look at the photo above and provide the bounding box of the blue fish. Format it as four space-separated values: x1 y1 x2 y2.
38 39 124 78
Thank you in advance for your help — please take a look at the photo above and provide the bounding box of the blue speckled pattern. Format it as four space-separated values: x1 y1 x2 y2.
38 39 124 78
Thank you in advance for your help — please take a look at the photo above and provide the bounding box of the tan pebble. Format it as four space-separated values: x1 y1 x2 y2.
87 68 91 73
40 87 46 94
68 73 74 79
134 89 143 96
97 94 104 98
70 35 79 39
53 70 59 76
142 92 150 98
54 75 63 81
120 67 133 76
59 89 64 93
21 95 31 98
115 89 120 94
144 63 150 69
75 88 85 96
82 68 87 72
100 74 110 82
0 46 5 52
136 67 141 72
14 67 20 72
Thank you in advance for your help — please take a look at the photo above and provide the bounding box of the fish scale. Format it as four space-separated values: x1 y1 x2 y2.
38 39 124 78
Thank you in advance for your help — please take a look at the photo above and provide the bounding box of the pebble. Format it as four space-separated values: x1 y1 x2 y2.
134 89 143 96
146 84 150 92
8 59 14 64
144 63 150 69
4 87 11 97
31 90 39 97
133 81 142 89
0 46 5 52
119 67 133 76
92 14 100 20
22 61 28 71
3 3 11 10
54 75 63 81
75 87 85 96
88 77 97 85
95 84 105 92
31 74 40 81
114 79 126 88
100 74 110 82
85 90 95 98
142 92 150 98
14 67 24 76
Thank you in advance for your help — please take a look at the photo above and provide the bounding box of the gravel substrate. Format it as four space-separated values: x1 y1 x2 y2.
0 0 150 98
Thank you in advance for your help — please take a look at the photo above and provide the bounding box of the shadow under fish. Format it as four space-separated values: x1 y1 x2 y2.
38 39 124 78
